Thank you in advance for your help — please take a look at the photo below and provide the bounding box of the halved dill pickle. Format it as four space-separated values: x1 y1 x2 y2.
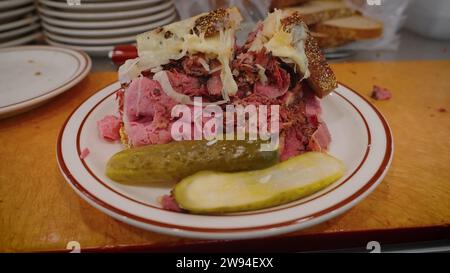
173 152 345 214
106 139 279 184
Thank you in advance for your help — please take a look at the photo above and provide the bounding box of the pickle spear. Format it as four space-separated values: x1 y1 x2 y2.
173 152 345 214
106 139 279 184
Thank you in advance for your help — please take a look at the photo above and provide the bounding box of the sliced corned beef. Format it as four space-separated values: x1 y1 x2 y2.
166 70 207 97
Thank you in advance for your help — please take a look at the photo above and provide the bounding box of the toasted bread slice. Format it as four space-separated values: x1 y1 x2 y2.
281 11 337 97
313 15 383 40
248 10 337 97
119 7 243 96
310 31 355 48
285 0 356 25
304 34 337 97
118 8 243 147
270 0 311 10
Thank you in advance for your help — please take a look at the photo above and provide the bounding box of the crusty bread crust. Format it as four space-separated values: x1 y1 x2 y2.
119 125 130 148
304 35 337 98
279 12 337 97
144 7 242 40
310 31 355 48
194 8 230 37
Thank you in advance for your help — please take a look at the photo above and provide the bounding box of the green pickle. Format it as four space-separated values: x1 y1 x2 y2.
106 139 279 184
173 152 345 214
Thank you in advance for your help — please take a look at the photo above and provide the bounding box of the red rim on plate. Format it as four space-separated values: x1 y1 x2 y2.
0 46 91 117
57 82 393 237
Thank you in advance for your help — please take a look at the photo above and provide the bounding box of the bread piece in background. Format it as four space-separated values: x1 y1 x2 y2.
269 0 310 10
284 1 356 25
310 31 354 48
312 15 383 41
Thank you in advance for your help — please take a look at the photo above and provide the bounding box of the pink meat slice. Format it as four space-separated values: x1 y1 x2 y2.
97 115 121 141
160 195 182 212
253 54 290 99
280 128 306 161
123 77 177 146
305 95 322 117
182 54 209 77
79 148 90 159
304 94 331 151
308 122 331 152
166 70 207 97
371 85 392 100
206 73 223 96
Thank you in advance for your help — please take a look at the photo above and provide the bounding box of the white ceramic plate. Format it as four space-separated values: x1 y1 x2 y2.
40 8 176 29
0 5 34 21
0 23 40 41
0 14 39 32
37 1 173 21
40 0 169 11
0 31 41 48
0 0 33 10
43 30 135 45
57 82 393 239
0 46 91 118
44 37 114 57
41 12 176 37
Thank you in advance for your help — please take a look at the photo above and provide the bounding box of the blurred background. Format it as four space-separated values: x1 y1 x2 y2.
1 0 449 70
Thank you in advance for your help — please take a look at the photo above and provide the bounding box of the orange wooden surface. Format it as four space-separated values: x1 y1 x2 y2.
1 60 449 252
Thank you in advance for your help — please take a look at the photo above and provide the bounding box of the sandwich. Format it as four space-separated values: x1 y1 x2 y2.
102 7 337 158
232 9 336 160
99 8 344 213
116 7 243 147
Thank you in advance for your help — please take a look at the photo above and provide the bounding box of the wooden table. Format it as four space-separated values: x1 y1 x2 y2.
1 61 449 252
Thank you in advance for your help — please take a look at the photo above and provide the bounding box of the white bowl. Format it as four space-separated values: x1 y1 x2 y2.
405 0 450 40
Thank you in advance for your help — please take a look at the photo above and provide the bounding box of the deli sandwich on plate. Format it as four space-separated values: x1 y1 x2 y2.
98 7 345 214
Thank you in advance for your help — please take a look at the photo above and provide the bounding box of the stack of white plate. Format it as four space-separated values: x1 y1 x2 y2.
38 0 177 56
0 0 41 48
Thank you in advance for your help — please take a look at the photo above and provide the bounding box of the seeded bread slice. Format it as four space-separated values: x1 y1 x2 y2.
280 11 338 97
304 34 337 98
